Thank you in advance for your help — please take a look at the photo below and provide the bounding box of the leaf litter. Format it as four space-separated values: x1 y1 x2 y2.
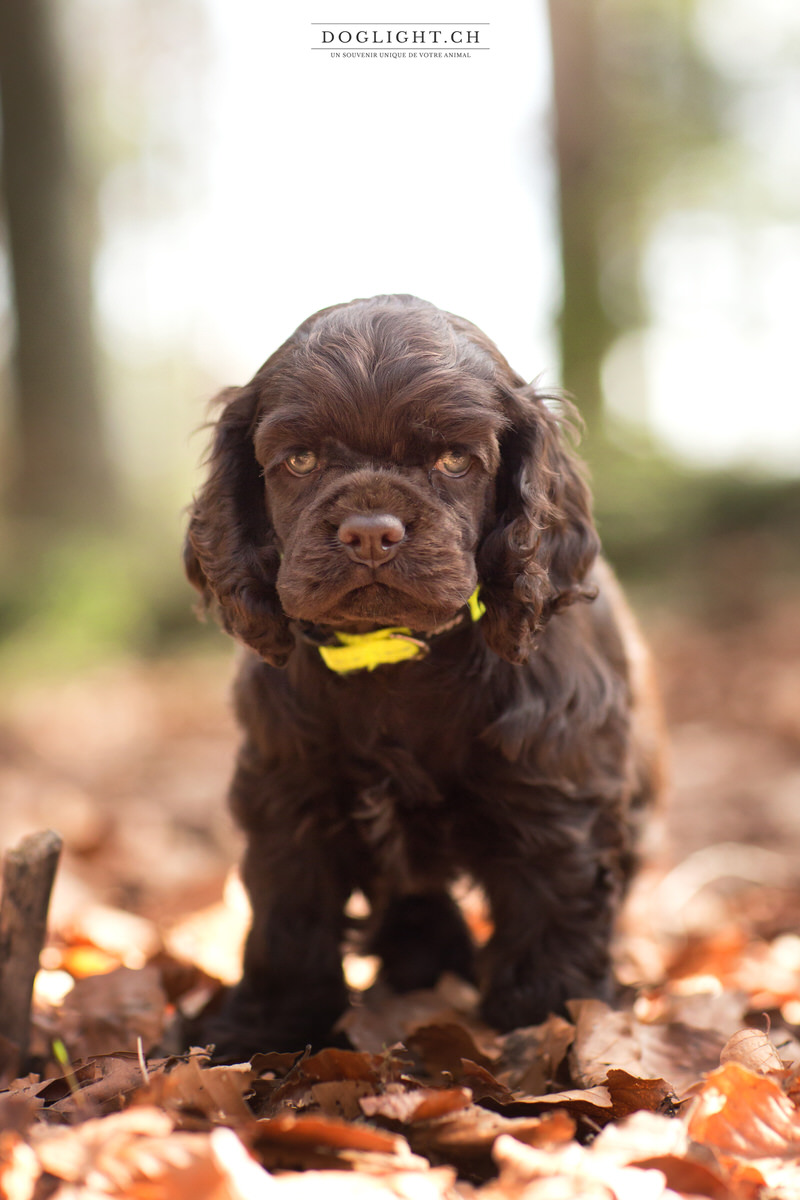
3 604 800 1196
7 947 800 1200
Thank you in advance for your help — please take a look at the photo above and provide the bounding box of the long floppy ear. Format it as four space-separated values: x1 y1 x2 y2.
184 385 294 666
477 383 600 664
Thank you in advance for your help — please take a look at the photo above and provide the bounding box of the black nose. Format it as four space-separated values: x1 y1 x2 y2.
338 513 405 565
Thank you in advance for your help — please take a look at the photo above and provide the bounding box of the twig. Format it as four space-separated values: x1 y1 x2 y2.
0 829 63 1067
137 1035 150 1084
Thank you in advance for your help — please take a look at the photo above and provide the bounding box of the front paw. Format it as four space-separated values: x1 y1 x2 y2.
189 980 349 1061
372 892 476 993
480 955 613 1032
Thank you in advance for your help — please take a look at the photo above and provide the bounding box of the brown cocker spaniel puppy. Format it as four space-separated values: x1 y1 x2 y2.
185 294 663 1059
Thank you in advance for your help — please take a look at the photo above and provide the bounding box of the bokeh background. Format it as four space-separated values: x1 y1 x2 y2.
1 0 799 974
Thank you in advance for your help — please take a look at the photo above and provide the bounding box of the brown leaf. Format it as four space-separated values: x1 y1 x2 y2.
56 965 166 1058
31 1109 269 1199
498 1015 575 1096
592 1109 688 1161
31 1106 174 1183
603 1069 678 1119
496 1084 615 1121
311 1080 376 1121
489 1132 672 1199
300 1047 385 1085
264 1047 400 1115
406 1023 497 1080
596 1109 758 1197
48 1051 151 1116
20 1058 104 1110
0 1093 40 1135
688 1060 800 1159
569 997 723 1096
245 1111 420 1172
142 1055 254 1125
406 1103 576 1177
238 1165 459 1197
456 1058 515 1105
633 1154 753 1200
337 975 484 1056
250 1048 305 1077
360 1086 472 1124
720 1028 784 1074
666 928 750 985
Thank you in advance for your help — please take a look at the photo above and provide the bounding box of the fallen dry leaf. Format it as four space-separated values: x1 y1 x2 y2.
720 1027 784 1074
603 1069 678 1119
592 1111 753 1200
488 1132 674 1200
405 1023 498 1081
56 964 166 1058
498 1015 575 1096
0 1093 39 1134
310 1079 376 1121
569 997 723 1096
687 1060 800 1159
405 1104 576 1178
360 1086 472 1125
247 1165 460 1198
31 1109 273 1200
262 1047 403 1115
298 1047 386 1085
47 1051 153 1116
30 1105 174 1182
139 1054 254 1126
339 975 491 1059
245 1111 424 1174
453 1058 514 1105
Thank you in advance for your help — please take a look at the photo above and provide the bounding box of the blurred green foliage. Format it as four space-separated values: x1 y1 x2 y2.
0 523 227 681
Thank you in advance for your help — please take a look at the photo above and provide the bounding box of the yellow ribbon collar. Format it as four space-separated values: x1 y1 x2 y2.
315 588 486 674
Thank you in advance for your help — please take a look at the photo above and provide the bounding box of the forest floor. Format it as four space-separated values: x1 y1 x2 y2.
2 589 800 1198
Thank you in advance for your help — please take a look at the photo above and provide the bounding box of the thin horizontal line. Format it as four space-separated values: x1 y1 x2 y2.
310 22 491 25
311 46 491 49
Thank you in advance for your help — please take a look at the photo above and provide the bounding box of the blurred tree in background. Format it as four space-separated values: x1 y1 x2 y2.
0 0 210 670
547 0 800 596
548 0 718 428
0 0 114 527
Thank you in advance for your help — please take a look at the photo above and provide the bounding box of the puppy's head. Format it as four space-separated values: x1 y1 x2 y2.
185 295 599 666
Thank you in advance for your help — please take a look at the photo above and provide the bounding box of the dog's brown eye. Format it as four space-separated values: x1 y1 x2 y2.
284 450 319 477
435 450 472 477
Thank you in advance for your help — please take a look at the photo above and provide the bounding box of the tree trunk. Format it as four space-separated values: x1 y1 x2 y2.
547 0 615 430
0 0 115 526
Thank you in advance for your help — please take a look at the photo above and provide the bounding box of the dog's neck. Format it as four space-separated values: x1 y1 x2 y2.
296 587 486 674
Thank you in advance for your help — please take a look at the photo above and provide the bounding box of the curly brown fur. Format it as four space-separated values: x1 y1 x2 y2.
185 294 664 1059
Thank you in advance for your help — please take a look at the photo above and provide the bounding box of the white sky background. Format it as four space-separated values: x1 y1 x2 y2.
189 0 559 384
84 0 800 479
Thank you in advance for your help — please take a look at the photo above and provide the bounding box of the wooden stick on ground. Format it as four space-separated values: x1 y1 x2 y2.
0 830 63 1066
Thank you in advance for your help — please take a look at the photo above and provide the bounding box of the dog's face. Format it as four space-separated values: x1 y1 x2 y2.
254 329 505 631
185 295 600 664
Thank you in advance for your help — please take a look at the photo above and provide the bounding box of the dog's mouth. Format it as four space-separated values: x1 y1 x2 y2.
319 579 453 629
335 580 425 623
281 571 469 633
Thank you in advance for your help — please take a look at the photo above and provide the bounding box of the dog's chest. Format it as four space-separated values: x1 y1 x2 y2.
334 682 472 886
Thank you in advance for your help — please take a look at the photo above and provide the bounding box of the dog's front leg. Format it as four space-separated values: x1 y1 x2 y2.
471 798 627 1031
206 813 351 1060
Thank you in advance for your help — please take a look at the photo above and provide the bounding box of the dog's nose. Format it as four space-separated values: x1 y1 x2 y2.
338 513 405 565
